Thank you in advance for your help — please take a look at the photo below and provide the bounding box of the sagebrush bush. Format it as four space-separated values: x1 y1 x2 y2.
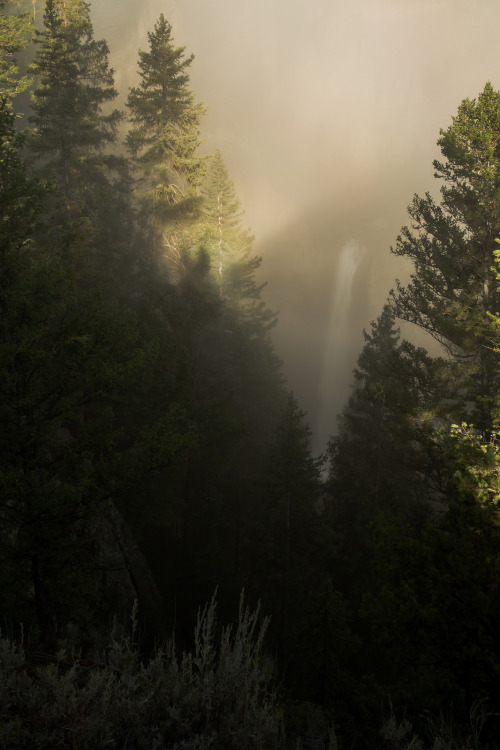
0 593 284 749
380 699 494 750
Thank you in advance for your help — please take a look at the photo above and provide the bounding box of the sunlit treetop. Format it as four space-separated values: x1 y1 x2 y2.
126 13 206 214
196 150 277 331
391 82 500 433
46 0 91 26
0 0 34 105
434 81 500 222
128 14 194 130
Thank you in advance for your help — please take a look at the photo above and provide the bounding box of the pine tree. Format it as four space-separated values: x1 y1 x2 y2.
360 420 500 740
256 394 324 634
242 392 328 701
200 150 244 282
352 253 500 739
0 96 164 642
126 13 206 262
0 0 33 106
198 150 276 331
390 82 500 432
28 0 127 249
321 87 500 741
324 305 441 625
331 306 439 510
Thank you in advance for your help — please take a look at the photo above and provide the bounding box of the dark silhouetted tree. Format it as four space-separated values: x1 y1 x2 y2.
28 0 130 258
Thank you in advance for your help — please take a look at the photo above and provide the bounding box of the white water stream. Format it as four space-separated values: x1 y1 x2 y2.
317 239 365 447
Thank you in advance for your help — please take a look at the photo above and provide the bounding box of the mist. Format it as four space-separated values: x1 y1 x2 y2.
91 0 500 452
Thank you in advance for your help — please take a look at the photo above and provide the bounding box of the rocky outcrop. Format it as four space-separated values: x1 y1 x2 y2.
88 500 163 618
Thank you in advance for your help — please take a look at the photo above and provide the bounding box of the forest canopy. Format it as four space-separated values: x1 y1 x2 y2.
1 2 500 748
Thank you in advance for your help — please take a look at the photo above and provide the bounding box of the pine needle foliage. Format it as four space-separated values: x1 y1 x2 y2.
390 82 500 432
126 13 206 234
0 0 33 105
28 0 125 223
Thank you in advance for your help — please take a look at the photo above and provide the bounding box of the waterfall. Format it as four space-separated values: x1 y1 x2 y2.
318 239 364 447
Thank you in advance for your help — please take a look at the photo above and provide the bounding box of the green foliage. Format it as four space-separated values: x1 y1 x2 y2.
246 393 330 705
0 0 33 105
257 394 324 599
443 422 500 505
28 0 129 254
361 421 500 741
390 82 500 431
126 12 206 253
325 304 439 671
330 305 439 514
265 393 324 521
0 99 43 250
0 595 283 749
326 88 500 746
197 150 276 329
0 93 174 640
119 141 286 636
15 5 500 748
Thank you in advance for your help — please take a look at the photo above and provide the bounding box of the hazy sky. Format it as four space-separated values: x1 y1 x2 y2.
91 0 500 451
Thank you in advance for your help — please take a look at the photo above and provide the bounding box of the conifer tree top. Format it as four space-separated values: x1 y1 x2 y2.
127 13 196 131
390 81 500 431
0 0 34 104
126 13 206 219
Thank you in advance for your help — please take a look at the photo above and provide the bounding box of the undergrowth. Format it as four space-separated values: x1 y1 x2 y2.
0 593 283 749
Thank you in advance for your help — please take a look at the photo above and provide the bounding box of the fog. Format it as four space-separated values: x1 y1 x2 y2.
91 0 500 451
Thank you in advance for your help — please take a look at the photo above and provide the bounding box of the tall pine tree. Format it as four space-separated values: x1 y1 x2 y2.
198 150 276 332
126 14 206 264
390 82 500 433
28 0 129 257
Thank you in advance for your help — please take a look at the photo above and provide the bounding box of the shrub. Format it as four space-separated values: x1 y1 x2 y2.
0 593 283 749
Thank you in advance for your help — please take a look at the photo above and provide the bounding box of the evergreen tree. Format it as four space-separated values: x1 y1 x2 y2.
325 84 500 738
198 150 276 331
0 0 33 106
330 305 439 522
322 308 447 742
122 149 286 631
0 96 171 642
28 0 128 254
390 82 500 432
126 14 206 262
200 150 245 286
361 420 500 743
254 394 324 644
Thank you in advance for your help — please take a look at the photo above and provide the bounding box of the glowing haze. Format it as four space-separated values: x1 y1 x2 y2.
91 0 500 451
